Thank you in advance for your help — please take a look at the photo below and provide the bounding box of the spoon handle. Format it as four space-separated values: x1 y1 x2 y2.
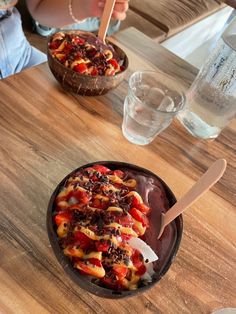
163 159 227 229
98 0 116 42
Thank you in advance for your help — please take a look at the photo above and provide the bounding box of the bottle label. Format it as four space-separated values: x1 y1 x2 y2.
203 38 236 96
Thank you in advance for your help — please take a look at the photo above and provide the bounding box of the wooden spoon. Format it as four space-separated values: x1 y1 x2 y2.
157 159 227 239
98 0 116 42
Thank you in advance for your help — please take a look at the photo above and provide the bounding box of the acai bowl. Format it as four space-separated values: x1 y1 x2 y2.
47 31 129 96
47 161 183 298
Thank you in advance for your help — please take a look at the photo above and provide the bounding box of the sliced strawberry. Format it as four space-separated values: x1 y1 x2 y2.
49 40 61 50
135 264 146 276
83 167 99 182
89 175 100 182
112 170 124 178
108 58 119 69
90 197 108 210
64 42 74 54
92 165 110 174
129 208 149 227
76 259 105 278
131 195 141 208
91 67 98 76
87 258 102 267
120 233 132 241
74 231 91 250
83 166 95 173
95 240 111 252
131 249 144 269
101 275 120 290
74 63 87 73
72 37 85 45
113 264 128 280
136 203 150 214
54 211 72 226
70 189 90 204
114 213 133 228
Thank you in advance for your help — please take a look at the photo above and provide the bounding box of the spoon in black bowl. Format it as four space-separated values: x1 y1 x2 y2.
157 159 227 239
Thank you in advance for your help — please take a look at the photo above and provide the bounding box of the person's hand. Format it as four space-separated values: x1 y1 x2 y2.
97 0 129 20
26 0 129 28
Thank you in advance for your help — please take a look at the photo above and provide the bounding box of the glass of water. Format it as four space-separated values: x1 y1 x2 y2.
122 70 186 145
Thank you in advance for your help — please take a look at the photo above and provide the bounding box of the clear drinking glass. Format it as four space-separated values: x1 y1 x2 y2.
122 71 185 145
177 16 236 139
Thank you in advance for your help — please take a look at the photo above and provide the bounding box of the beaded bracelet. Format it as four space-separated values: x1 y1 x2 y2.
68 0 86 24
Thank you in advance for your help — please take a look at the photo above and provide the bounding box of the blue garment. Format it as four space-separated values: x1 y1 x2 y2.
33 17 121 37
61 18 121 36
0 7 46 79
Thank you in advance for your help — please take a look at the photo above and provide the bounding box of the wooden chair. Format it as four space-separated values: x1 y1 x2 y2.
121 0 234 42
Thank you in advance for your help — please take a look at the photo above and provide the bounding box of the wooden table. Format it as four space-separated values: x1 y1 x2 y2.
0 28 235 314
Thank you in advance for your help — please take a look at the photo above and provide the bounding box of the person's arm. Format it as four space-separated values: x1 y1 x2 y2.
0 0 18 9
26 0 129 28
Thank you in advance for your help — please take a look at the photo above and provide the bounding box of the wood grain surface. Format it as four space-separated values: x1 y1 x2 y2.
0 27 235 314
223 0 236 8
129 0 225 37
119 9 166 41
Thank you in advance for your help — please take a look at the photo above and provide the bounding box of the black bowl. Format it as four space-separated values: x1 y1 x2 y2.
47 31 129 96
47 161 183 298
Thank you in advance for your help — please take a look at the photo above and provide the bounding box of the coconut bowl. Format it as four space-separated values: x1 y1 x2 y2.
47 161 183 298
47 31 129 96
